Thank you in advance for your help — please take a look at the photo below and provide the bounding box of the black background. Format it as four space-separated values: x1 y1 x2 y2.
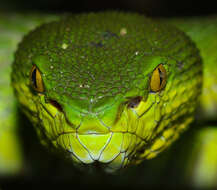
1 0 217 17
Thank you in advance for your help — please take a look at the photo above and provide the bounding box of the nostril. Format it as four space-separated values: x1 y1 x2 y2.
49 99 63 112
127 96 142 109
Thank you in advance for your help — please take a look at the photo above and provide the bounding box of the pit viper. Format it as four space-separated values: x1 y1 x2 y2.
0 12 217 187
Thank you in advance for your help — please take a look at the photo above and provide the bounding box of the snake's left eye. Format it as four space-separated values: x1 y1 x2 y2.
150 64 167 92
30 65 44 93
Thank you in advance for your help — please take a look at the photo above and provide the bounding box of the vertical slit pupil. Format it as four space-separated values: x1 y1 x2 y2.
158 68 163 86
32 68 37 88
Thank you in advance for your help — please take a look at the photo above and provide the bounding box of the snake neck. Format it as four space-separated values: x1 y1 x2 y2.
162 16 217 120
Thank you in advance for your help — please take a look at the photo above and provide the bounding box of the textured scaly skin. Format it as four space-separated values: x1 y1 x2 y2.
11 12 202 172
165 16 217 120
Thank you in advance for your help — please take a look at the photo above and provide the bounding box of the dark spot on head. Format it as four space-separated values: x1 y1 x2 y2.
90 41 104 48
89 31 119 48
101 31 119 40
177 61 184 70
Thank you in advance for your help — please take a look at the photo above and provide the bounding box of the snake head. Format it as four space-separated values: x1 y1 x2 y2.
12 12 202 172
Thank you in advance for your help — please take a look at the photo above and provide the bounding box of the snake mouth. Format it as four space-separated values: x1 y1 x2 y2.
55 131 146 172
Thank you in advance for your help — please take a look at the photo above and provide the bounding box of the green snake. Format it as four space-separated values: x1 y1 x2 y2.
0 12 217 186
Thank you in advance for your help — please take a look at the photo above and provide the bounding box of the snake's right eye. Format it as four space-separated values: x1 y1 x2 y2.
30 65 44 93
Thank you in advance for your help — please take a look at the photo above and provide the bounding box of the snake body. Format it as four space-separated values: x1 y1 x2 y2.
0 12 216 177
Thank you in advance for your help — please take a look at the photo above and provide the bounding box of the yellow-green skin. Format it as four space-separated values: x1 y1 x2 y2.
0 12 216 179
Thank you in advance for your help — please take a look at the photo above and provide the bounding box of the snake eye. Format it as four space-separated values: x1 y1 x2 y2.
30 65 44 93
150 64 167 92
